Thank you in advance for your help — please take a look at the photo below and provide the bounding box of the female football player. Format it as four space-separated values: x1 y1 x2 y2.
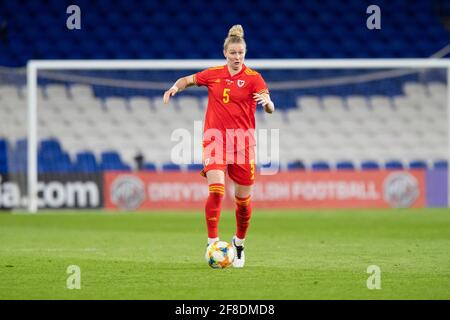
163 25 275 268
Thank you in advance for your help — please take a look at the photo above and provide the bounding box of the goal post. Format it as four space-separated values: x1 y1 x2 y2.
26 59 450 212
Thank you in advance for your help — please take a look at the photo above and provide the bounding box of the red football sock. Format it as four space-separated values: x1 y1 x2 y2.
235 195 252 240
205 183 225 238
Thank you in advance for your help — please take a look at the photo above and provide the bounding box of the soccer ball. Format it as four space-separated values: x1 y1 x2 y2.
205 241 235 269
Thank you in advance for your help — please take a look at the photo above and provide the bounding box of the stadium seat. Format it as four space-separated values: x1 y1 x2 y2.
36 138 75 173
336 161 355 170
187 164 203 172
40 138 62 154
433 160 448 170
0 139 8 174
162 163 181 171
287 160 306 170
75 152 99 173
311 161 331 171
385 160 404 170
101 151 122 164
143 162 157 171
409 160 428 170
100 151 131 171
9 139 27 173
101 163 132 171
361 160 380 170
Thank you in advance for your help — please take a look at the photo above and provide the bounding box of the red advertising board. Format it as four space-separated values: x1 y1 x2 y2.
104 170 426 210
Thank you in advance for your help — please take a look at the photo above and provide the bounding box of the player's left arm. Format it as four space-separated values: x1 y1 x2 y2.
253 92 275 114
252 73 275 113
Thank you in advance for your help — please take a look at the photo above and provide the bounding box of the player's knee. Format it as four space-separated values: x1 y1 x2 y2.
208 183 225 200
235 195 251 208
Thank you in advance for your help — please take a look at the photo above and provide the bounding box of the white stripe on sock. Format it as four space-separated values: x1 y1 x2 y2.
234 236 245 247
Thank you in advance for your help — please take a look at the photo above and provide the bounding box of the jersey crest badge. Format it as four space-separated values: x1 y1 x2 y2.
237 80 245 87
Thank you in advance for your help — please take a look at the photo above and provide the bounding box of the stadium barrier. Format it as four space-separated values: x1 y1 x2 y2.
103 169 444 210
1 168 447 210
0 173 102 210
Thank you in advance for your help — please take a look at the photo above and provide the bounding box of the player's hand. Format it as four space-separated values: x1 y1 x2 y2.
253 93 269 106
253 93 274 113
163 86 179 104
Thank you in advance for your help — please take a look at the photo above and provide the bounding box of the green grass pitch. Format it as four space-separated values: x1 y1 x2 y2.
0 209 449 299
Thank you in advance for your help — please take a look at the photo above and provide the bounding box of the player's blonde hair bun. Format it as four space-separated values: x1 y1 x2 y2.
224 24 246 51
228 24 244 38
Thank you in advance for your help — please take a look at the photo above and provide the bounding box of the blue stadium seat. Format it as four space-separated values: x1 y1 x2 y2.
143 163 157 171
40 139 62 154
37 138 74 173
162 163 181 171
433 160 448 170
187 164 203 171
9 139 27 173
311 161 330 171
38 150 73 173
336 161 355 170
75 152 99 173
100 151 131 171
287 161 306 170
259 162 279 170
409 160 427 170
101 163 132 171
361 160 380 170
385 160 404 170
101 151 122 164
0 139 8 174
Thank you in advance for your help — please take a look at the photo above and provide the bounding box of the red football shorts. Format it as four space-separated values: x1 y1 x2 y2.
201 141 256 186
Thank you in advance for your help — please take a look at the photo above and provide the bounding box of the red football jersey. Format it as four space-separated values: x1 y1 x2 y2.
194 64 268 151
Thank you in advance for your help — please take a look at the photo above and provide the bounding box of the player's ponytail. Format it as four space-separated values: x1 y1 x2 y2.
224 24 246 51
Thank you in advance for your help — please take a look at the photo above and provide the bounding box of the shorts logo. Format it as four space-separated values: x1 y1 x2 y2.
383 172 419 208
111 176 145 210
237 80 245 87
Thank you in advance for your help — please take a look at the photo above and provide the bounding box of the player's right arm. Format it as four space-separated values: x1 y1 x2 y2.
163 74 195 104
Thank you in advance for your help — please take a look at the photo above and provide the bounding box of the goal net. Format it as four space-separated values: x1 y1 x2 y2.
0 66 27 210
2 59 449 212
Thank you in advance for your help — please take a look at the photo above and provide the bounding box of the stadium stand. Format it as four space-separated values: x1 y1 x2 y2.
0 0 449 66
0 139 8 174
0 0 449 173
0 79 449 172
